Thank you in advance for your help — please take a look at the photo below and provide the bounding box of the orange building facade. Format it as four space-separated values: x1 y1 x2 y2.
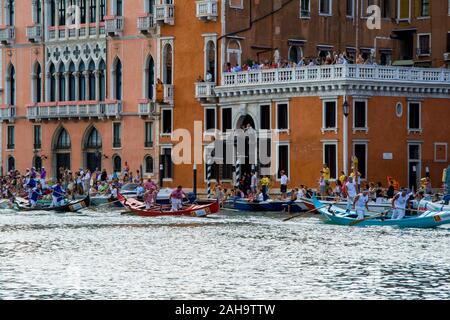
1 0 450 191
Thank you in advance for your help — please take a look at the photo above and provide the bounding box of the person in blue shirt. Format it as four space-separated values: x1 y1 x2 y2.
135 183 145 202
30 182 43 208
51 181 66 207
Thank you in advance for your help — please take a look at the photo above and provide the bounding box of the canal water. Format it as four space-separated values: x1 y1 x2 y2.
0 208 449 300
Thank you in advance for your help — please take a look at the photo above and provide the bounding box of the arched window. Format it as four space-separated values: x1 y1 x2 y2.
146 55 155 100
206 41 216 82
79 62 86 101
8 65 16 106
99 59 106 101
88 61 96 100
163 44 173 84
113 58 122 100
7 156 15 172
55 128 71 150
49 64 56 102
226 40 241 67
85 127 102 149
58 64 65 101
144 155 153 174
34 156 42 171
69 62 76 101
113 155 122 172
34 62 42 103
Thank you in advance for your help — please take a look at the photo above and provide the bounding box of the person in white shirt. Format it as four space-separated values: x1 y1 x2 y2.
345 176 357 212
83 170 91 195
250 172 258 194
280 170 288 200
353 190 370 220
392 189 411 220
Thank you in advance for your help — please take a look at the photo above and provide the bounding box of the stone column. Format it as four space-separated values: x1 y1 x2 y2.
64 71 70 101
95 0 100 36
55 72 61 101
83 70 90 100
46 71 52 101
74 71 80 101
94 69 100 101
44 0 52 40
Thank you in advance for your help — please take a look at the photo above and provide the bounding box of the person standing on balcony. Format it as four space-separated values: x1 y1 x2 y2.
205 70 213 82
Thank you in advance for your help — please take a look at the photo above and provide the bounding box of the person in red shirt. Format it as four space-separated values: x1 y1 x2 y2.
170 186 187 212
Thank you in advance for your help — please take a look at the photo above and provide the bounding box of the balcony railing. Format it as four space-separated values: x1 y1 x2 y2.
196 0 218 21
155 4 175 25
27 101 121 120
105 16 124 36
138 99 157 117
137 14 156 33
48 24 105 41
163 84 174 105
195 82 216 100
221 65 450 87
0 105 16 122
0 26 15 44
26 24 42 42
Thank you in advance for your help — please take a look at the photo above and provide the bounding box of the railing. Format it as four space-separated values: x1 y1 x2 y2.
155 4 175 25
105 16 124 35
163 85 174 105
27 101 121 120
221 65 450 87
138 100 156 116
0 106 16 121
195 82 216 99
196 0 218 20
48 24 106 40
26 24 42 42
0 26 15 44
137 14 156 33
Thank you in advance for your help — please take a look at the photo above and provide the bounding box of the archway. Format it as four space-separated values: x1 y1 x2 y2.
53 127 71 180
83 126 102 172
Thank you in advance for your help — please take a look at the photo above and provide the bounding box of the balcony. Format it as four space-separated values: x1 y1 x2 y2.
105 16 124 36
48 23 105 41
27 101 122 121
0 105 16 122
195 82 216 101
26 24 42 42
137 13 156 34
138 99 158 118
196 0 218 21
0 26 15 45
155 4 175 25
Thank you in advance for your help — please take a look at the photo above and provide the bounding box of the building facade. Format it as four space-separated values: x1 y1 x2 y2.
1 0 449 191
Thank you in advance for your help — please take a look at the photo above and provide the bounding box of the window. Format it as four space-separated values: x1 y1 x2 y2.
113 123 122 148
100 0 106 21
58 64 66 101
79 62 86 101
408 102 421 131
380 0 391 18
420 0 429 17
205 108 216 131
88 61 96 100
300 0 310 18
353 100 367 130
346 0 354 16
222 108 232 132
113 58 122 100
323 101 337 130
36 0 41 24
113 155 122 172
145 56 155 100
162 109 172 134
69 63 76 101
205 41 216 82
58 0 66 25
7 156 15 172
323 143 337 180
277 144 289 179
319 0 332 15
163 44 173 85
277 103 288 130
85 127 102 149
89 0 96 23
354 143 367 179
56 128 71 149
34 156 42 171
398 0 410 21
34 125 42 150
99 60 106 101
49 64 56 102
145 122 153 148
161 147 173 179
8 65 16 106
409 144 420 161
144 156 154 174
50 0 56 26
146 0 156 14
260 105 271 130
434 143 448 162
229 0 243 9
35 63 42 103
7 126 15 150
418 34 431 55
447 32 450 53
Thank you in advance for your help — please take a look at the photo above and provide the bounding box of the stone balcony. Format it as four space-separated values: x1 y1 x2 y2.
195 82 216 101
26 24 42 42
138 99 158 118
0 25 15 45
217 65 450 98
137 13 157 34
196 0 218 21
26 100 122 121
0 105 16 122
48 23 105 41
155 4 175 25
105 16 124 36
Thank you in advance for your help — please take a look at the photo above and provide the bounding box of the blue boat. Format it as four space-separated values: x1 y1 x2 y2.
258 200 305 213
233 198 266 212
312 197 450 229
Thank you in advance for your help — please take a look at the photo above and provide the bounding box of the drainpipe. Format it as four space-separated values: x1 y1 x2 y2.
355 0 359 54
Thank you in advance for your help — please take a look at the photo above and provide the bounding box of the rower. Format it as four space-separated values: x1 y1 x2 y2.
29 182 43 208
392 188 411 220
353 189 370 220
170 186 187 212
51 180 66 207
345 176 357 213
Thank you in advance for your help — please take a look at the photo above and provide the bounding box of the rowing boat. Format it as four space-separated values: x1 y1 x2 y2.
299 197 392 213
312 197 450 228
14 195 90 213
117 193 219 217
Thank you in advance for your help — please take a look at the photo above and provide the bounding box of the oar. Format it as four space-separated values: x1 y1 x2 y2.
349 210 390 226
283 205 328 222
91 198 123 209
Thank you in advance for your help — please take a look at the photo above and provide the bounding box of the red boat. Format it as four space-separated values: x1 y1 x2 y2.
117 193 220 217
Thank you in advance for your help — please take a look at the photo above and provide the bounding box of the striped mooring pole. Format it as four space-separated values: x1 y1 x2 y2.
207 158 212 199
235 156 241 187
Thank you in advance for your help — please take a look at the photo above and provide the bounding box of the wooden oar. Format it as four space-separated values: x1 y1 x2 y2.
349 210 390 226
283 205 328 222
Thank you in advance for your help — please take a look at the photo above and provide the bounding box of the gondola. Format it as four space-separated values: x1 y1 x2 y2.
14 195 90 213
312 197 450 229
117 193 219 217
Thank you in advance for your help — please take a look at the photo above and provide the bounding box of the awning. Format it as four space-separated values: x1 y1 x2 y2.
392 60 414 66
288 39 307 46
